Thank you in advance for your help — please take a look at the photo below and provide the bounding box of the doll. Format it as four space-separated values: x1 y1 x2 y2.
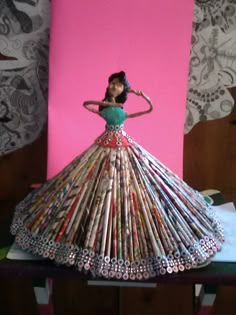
11 71 224 280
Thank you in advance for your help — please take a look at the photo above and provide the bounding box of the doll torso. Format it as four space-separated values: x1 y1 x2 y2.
101 106 127 126
96 106 132 147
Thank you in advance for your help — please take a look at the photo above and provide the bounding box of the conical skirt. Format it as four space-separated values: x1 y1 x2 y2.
11 128 224 280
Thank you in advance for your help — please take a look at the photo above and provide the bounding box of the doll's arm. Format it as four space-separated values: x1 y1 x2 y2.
83 101 101 114
126 90 153 118
83 100 123 114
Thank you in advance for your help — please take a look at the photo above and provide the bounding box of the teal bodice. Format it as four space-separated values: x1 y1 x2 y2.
101 107 127 126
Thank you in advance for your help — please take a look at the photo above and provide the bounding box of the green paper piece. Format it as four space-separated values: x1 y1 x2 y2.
204 196 213 205
0 246 10 260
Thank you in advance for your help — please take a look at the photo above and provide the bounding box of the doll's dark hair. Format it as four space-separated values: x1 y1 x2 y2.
100 71 131 111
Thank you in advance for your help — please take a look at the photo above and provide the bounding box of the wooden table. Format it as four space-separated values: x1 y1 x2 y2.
0 254 236 315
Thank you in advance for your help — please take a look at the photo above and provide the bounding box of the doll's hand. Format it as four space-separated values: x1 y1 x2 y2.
129 89 143 96
129 89 152 103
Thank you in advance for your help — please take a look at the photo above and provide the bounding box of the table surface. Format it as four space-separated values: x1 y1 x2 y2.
0 250 235 285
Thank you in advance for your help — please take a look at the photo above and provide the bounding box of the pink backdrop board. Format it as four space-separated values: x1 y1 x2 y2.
48 0 194 179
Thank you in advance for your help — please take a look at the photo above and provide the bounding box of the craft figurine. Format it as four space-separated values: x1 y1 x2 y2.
10 71 224 280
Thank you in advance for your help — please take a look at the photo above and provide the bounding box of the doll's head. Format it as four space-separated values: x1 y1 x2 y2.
103 71 131 104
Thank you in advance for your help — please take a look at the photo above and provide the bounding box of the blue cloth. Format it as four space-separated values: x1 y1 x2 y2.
101 107 127 126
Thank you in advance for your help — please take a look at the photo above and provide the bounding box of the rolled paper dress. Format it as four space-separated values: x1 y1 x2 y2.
10 106 224 280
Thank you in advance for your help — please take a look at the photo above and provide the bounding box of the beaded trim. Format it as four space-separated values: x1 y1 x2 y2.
106 124 124 131
11 217 223 280
95 125 133 147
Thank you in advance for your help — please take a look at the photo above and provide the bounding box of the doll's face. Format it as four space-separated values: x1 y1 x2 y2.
108 78 124 98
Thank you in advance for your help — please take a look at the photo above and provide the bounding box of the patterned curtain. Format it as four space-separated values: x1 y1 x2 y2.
0 0 50 155
185 0 236 133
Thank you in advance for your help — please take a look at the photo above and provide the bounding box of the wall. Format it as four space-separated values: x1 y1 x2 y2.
47 0 194 179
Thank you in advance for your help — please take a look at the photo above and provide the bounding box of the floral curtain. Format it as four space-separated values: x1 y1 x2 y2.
185 0 236 133
0 0 50 155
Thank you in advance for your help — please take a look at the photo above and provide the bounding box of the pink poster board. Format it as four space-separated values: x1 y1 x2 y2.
48 0 193 179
